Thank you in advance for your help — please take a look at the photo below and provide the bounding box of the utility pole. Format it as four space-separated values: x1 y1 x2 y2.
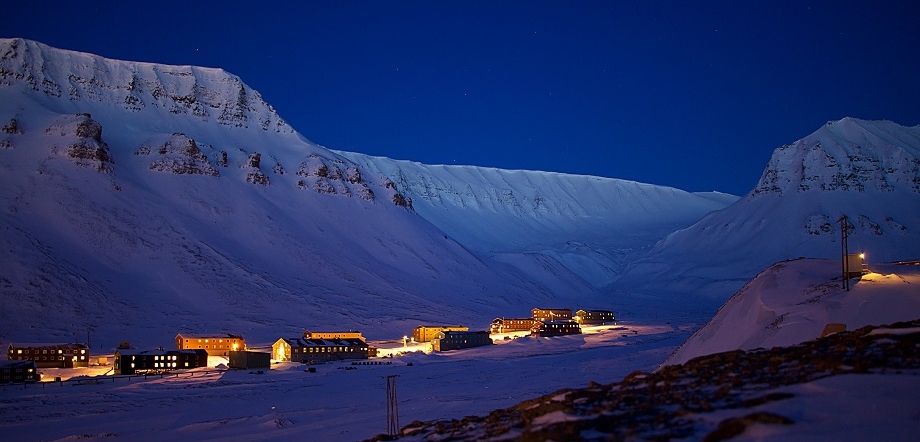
840 215 849 291
386 375 400 437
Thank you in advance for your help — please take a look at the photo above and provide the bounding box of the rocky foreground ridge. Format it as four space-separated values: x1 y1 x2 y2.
379 319 920 441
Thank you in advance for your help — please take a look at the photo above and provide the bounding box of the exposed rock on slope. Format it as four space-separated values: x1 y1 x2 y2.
45 113 113 172
389 320 920 441
137 132 219 176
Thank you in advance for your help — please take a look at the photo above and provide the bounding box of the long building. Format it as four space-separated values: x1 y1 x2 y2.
272 337 369 364
574 309 616 325
531 320 582 337
303 330 364 340
7 342 89 368
114 348 209 375
175 333 245 357
490 318 539 334
432 331 493 352
531 308 572 322
412 325 468 343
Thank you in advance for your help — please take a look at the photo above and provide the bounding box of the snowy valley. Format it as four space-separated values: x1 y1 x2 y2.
2 38 920 441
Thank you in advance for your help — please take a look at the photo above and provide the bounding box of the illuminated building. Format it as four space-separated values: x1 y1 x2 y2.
531 308 572 322
573 309 616 325
175 333 245 357
303 330 364 340
531 320 582 337
272 337 369 363
412 325 468 343
490 318 539 334
113 348 208 375
7 342 89 368
0 360 40 383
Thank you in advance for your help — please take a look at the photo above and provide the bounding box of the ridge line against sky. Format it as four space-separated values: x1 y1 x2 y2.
3 1 919 196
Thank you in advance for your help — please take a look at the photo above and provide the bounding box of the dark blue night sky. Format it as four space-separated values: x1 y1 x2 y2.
4 1 919 195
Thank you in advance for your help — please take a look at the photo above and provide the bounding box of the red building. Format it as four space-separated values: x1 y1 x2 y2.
7 343 89 368
490 318 538 334
531 308 572 322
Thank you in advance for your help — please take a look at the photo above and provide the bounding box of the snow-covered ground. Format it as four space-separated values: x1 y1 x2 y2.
727 372 920 441
0 323 688 441
664 259 920 366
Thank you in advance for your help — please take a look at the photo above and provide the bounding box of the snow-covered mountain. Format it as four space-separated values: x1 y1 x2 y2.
0 38 732 348
615 117 920 300
663 258 920 366
336 151 735 287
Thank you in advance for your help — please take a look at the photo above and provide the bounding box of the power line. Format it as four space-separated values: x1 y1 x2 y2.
385 375 399 436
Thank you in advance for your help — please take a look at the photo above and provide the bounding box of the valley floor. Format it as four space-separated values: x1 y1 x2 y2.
0 322 690 441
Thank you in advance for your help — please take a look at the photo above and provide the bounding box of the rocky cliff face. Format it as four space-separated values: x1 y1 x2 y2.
0 38 291 133
752 118 920 196
615 118 920 299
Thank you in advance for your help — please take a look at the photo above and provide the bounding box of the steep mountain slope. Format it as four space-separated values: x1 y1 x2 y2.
0 38 606 347
337 152 735 287
615 117 920 299
663 259 920 366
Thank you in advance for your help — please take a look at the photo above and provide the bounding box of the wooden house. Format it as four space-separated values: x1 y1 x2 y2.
303 330 364 340
531 320 582 337
490 318 539 334
574 309 616 325
272 337 369 364
432 331 493 352
531 308 572 322
412 325 468 343
175 333 245 357
114 348 209 375
0 360 40 383
7 342 89 368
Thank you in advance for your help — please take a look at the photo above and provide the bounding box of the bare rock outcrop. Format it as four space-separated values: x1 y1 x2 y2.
44 113 114 172
142 133 219 176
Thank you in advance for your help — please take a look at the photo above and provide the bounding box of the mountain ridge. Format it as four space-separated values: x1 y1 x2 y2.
0 38 731 347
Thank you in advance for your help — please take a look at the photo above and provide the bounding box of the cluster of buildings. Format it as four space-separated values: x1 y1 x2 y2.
490 308 616 336
3 307 615 383
409 307 617 353
3 330 373 382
